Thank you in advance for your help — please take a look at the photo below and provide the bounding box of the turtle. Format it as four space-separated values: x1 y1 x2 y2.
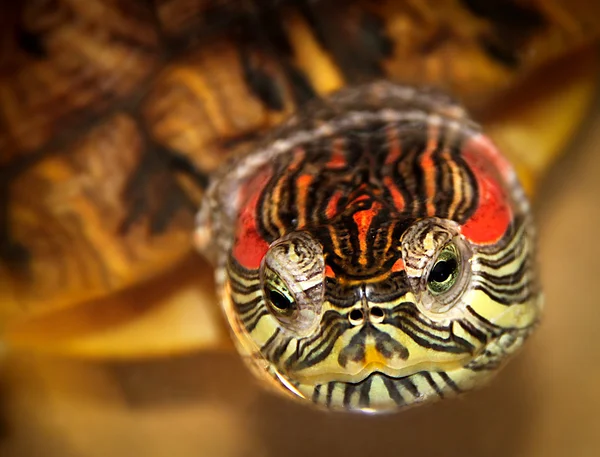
0 0 598 413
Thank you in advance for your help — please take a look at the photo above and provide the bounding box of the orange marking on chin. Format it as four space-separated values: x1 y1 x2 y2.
364 345 389 366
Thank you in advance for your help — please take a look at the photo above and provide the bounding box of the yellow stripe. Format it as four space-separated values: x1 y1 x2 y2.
467 289 540 329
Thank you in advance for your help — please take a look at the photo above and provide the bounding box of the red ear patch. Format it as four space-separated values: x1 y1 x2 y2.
460 135 514 245
231 168 273 269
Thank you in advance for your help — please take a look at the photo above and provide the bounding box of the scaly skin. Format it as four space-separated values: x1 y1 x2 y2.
196 82 541 412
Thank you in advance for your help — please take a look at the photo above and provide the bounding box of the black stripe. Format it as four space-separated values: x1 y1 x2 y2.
477 259 529 286
235 295 263 315
358 376 373 408
288 312 347 370
457 320 489 344
343 383 357 408
466 305 507 331
438 372 461 393
420 372 445 398
479 246 523 269
312 384 321 403
473 280 531 305
382 377 404 406
450 150 480 223
269 336 292 364
399 378 420 399
243 309 269 333
259 328 281 354
326 382 335 408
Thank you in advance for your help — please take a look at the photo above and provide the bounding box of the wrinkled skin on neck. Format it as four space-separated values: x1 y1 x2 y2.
196 82 541 413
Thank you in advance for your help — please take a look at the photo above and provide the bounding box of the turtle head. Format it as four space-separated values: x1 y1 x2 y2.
230 200 540 413
198 83 542 413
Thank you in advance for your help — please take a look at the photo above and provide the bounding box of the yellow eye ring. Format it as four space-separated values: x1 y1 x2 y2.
427 244 460 295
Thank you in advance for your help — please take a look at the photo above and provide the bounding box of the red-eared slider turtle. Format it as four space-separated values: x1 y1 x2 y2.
0 0 599 413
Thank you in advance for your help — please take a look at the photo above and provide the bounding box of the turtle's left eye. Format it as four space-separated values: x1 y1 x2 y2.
264 280 296 316
427 244 460 295
259 231 325 334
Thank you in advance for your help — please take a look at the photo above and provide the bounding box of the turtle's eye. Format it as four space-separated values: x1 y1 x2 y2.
264 279 296 316
401 218 473 314
427 244 460 295
422 237 472 313
259 231 325 334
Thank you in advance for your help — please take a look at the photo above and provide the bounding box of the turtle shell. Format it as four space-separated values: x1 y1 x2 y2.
0 0 599 357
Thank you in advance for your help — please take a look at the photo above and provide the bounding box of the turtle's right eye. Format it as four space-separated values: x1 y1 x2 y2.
427 243 460 295
401 218 473 314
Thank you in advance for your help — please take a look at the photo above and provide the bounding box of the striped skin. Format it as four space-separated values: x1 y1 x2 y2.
196 82 541 413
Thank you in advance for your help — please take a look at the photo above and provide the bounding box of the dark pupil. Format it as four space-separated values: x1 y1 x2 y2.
429 258 457 283
267 288 293 311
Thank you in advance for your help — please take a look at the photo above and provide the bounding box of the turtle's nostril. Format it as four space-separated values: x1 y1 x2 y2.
370 306 385 323
348 309 364 326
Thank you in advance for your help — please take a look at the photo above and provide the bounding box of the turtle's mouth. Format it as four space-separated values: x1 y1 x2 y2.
286 368 462 413
289 355 474 386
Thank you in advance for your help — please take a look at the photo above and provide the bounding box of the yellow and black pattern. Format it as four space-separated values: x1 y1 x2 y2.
197 82 541 412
